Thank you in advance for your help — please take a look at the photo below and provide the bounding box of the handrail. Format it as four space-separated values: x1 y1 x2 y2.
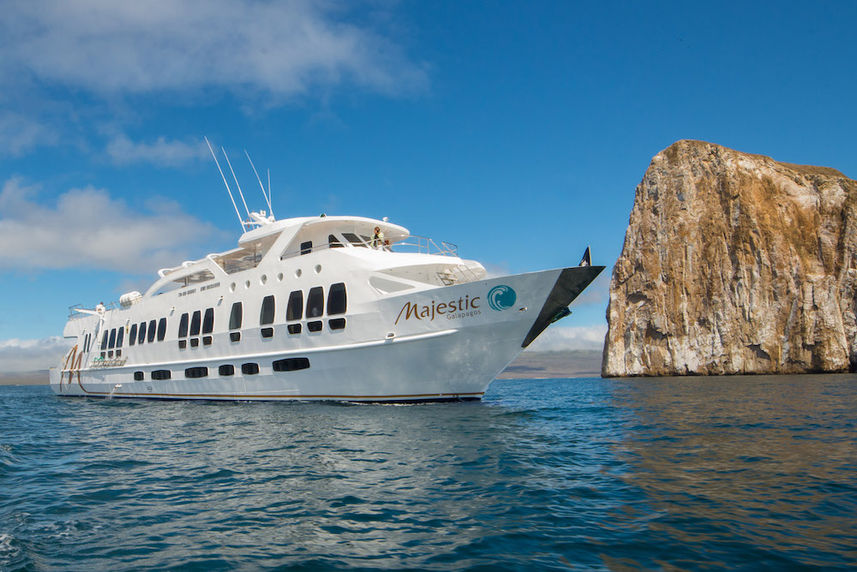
279 237 460 261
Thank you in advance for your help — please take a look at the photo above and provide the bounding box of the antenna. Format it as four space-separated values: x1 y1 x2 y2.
205 137 246 232
267 169 271 213
221 146 251 220
245 150 274 218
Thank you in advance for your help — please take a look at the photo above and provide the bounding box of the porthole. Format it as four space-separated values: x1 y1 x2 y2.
229 282 236 293
260 274 268 285
314 264 322 274
277 272 284 282
295 269 302 278
245 280 251 289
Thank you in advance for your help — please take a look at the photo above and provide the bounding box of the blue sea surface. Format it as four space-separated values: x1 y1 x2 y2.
1 375 855 570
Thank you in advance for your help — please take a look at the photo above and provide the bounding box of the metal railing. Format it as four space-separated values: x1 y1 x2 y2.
279 236 460 260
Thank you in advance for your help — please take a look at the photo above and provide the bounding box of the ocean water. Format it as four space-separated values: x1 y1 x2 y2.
1 375 855 571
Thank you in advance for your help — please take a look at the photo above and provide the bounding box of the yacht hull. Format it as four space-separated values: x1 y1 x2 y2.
50 265 603 402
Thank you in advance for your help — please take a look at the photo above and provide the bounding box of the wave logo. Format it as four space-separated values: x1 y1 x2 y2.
487 285 516 311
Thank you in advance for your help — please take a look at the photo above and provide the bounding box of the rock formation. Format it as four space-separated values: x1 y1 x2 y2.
602 140 857 376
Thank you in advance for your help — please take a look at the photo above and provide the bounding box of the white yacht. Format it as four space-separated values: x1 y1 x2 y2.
51 212 602 402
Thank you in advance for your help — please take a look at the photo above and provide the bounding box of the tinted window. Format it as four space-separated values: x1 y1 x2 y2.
157 318 167 341
138 322 146 344
202 308 214 334
178 313 189 337
241 363 259 375
329 318 346 330
185 367 208 379
286 291 303 321
260 295 275 325
219 364 234 376
190 311 201 336
261 327 274 338
101 331 109 350
116 326 124 348
328 234 343 248
300 241 312 255
343 232 366 247
129 324 137 346
108 329 116 349
133 371 144 381
307 320 323 332
229 302 242 330
273 357 310 372
151 370 171 380
307 287 324 318
147 319 157 343
327 283 346 315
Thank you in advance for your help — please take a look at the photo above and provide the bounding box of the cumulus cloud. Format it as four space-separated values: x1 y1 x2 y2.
0 337 73 372
526 324 607 352
0 178 222 273
0 0 426 99
0 111 59 156
106 135 209 167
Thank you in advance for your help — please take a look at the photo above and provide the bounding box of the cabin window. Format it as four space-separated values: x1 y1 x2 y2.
101 331 109 350
300 241 312 255
273 357 310 372
147 319 157 343
190 338 199 348
260 295 275 325
261 328 274 338
307 287 324 318
151 370 171 380
327 283 347 315
117 327 124 348
241 362 259 375
129 324 137 346
190 311 201 336
108 329 117 349
202 308 214 334
219 364 234 376
286 291 303 321
133 371 144 381
185 367 208 379
328 234 343 248
287 324 301 334
307 321 322 332
329 318 346 330
178 313 189 338
137 322 146 344
179 340 187 349
343 232 367 247
157 318 167 341
229 302 242 330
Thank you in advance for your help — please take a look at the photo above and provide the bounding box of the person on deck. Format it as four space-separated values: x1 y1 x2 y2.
372 226 384 249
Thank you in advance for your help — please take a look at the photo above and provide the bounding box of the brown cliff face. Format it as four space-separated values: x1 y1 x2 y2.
603 140 857 377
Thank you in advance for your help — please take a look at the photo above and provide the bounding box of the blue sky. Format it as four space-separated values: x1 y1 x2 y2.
1 1 856 369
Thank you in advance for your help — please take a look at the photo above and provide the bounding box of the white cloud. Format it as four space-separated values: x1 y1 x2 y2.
0 111 59 156
0 177 223 273
0 337 73 372
526 324 607 352
106 135 209 167
0 0 426 99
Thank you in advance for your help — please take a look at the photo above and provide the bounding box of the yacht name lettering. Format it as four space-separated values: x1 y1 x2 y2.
395 295 481 324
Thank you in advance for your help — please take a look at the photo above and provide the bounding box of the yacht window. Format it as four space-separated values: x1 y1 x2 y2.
260 295 275 325
190 338 199 347
185 366 208 379
287 324 302 334
138 322 146 344
342 232 367 247
129 324 137 346
300 241 312 255
329 318 346 330
273 357 310 372
178 340 187 349
178 313 189 338
307 287 324 318
133 371 144 381
151 369 171 380
101 332 109 350
202 308 214 334
229 302 242 330
147 319 157 343
307 320 323 332
286 291 303 321
117 327 124 348
190 311 201 336
108 329 116 349
157 318 167 341
328 234 343 248
241 362 259 375
219 364 234 376
327 283 347 315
